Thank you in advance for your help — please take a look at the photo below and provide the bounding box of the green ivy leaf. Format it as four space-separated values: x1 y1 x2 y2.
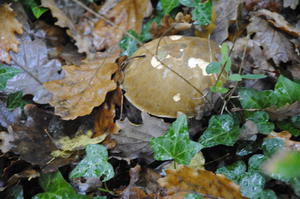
262 138 284 157
7 91 26 110
160 0 180 14
248 154 267 173
199 114 240 148
31 6 47 19
239 88 274 109
184 192 204 199
277 120 300 136
241 74 267 80
245 111 274 135
119 30 143 56
150 114 203 165
179 0 198 7
70 144 114 182
32 171 105 199
252 189 277 199
220 43 231 72
0 66 21 90
192 0 212 25
216 161 246 184
206 62 222 74
240 172 266 198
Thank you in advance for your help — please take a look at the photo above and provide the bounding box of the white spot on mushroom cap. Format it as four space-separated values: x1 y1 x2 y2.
187 58 210 76
173 93 181 102
151 56 163 69
169 35 182 40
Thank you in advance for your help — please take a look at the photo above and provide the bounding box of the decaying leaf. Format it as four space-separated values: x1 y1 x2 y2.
0 101 21 128
94 87 122 137
267 131 300 151
256 9 300 37
266 102 300 121
44 58 118 120
247 15 299 65
111 112 169 161
0 4 23 64
283 0 299 9
6 35 64 104
51 130 107 158
158 166 246 199
211 0 241 44
43 0 152 54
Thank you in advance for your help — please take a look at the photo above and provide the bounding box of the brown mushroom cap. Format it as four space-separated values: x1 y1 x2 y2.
123 35 220 118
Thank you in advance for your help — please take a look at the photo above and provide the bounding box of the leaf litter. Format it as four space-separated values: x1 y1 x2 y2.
1 0 300 198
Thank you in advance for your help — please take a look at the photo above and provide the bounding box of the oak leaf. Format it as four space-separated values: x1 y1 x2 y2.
0 4 23 64
158 166 247 199
44 58 118 120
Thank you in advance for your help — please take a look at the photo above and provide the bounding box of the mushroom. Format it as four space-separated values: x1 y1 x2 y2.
122 35 220 118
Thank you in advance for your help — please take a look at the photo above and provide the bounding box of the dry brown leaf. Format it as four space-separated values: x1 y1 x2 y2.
210 0 241 44
158 166 247 199
44 58 118 120
94 87 122 137
265 102 300 121
256 9 300 37
111 112 169 161
268 131 300 151
247 15 299 65
0 4 23 64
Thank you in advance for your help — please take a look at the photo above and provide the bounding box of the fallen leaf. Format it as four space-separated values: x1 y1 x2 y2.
6 35 64 104
44 57 118 120
256 9 300 37
283 0 299 9
0 101 21 128
158 166 246 199
0 130 14 153
0 4 23 64
94 87 122 137
247 15 299 65
210 0 241 44
266 102 300 121
111 112 169 161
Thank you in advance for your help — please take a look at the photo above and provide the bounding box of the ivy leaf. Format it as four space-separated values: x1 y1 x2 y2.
273 75 300 107
262 138 284 157
216 161 246 184
277 118 300 136
239 172 266 198
252 189 277 199
239 88 274 109
192 0 212 25
0 65 20 90
160 0 180 14
150 114 203 165
220 43 231 72
206 62 221 74
184 193 204 199
31 6 48 19
119 30 143 56
32 171 105 199
248 154 267 173
69 144 114 182
210 80 228 94
228 74 242 81
199 114 240 148
7 91 27 110
245 111 274 135
179 0 198 7
241 74 267 80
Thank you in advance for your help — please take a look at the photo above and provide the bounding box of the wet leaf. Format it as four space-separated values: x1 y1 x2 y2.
6 35 64 104
158 166 246 199
112 112 169 161
70 144 114 182
252 189 277 199
216 161 246 184
239 172 266 198
33 171 105 199
0 101 21 128
0 65 21 90
267 131 300 152
44 58 118 120
262 138 284 157
248 154 267 173
199 114 240 148
239 88 274 109
0 4 23 64
150 114 202 165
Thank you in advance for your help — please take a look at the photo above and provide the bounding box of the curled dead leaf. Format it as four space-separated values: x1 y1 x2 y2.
0 4 23 64
158 166 247 199
44 58 118 120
